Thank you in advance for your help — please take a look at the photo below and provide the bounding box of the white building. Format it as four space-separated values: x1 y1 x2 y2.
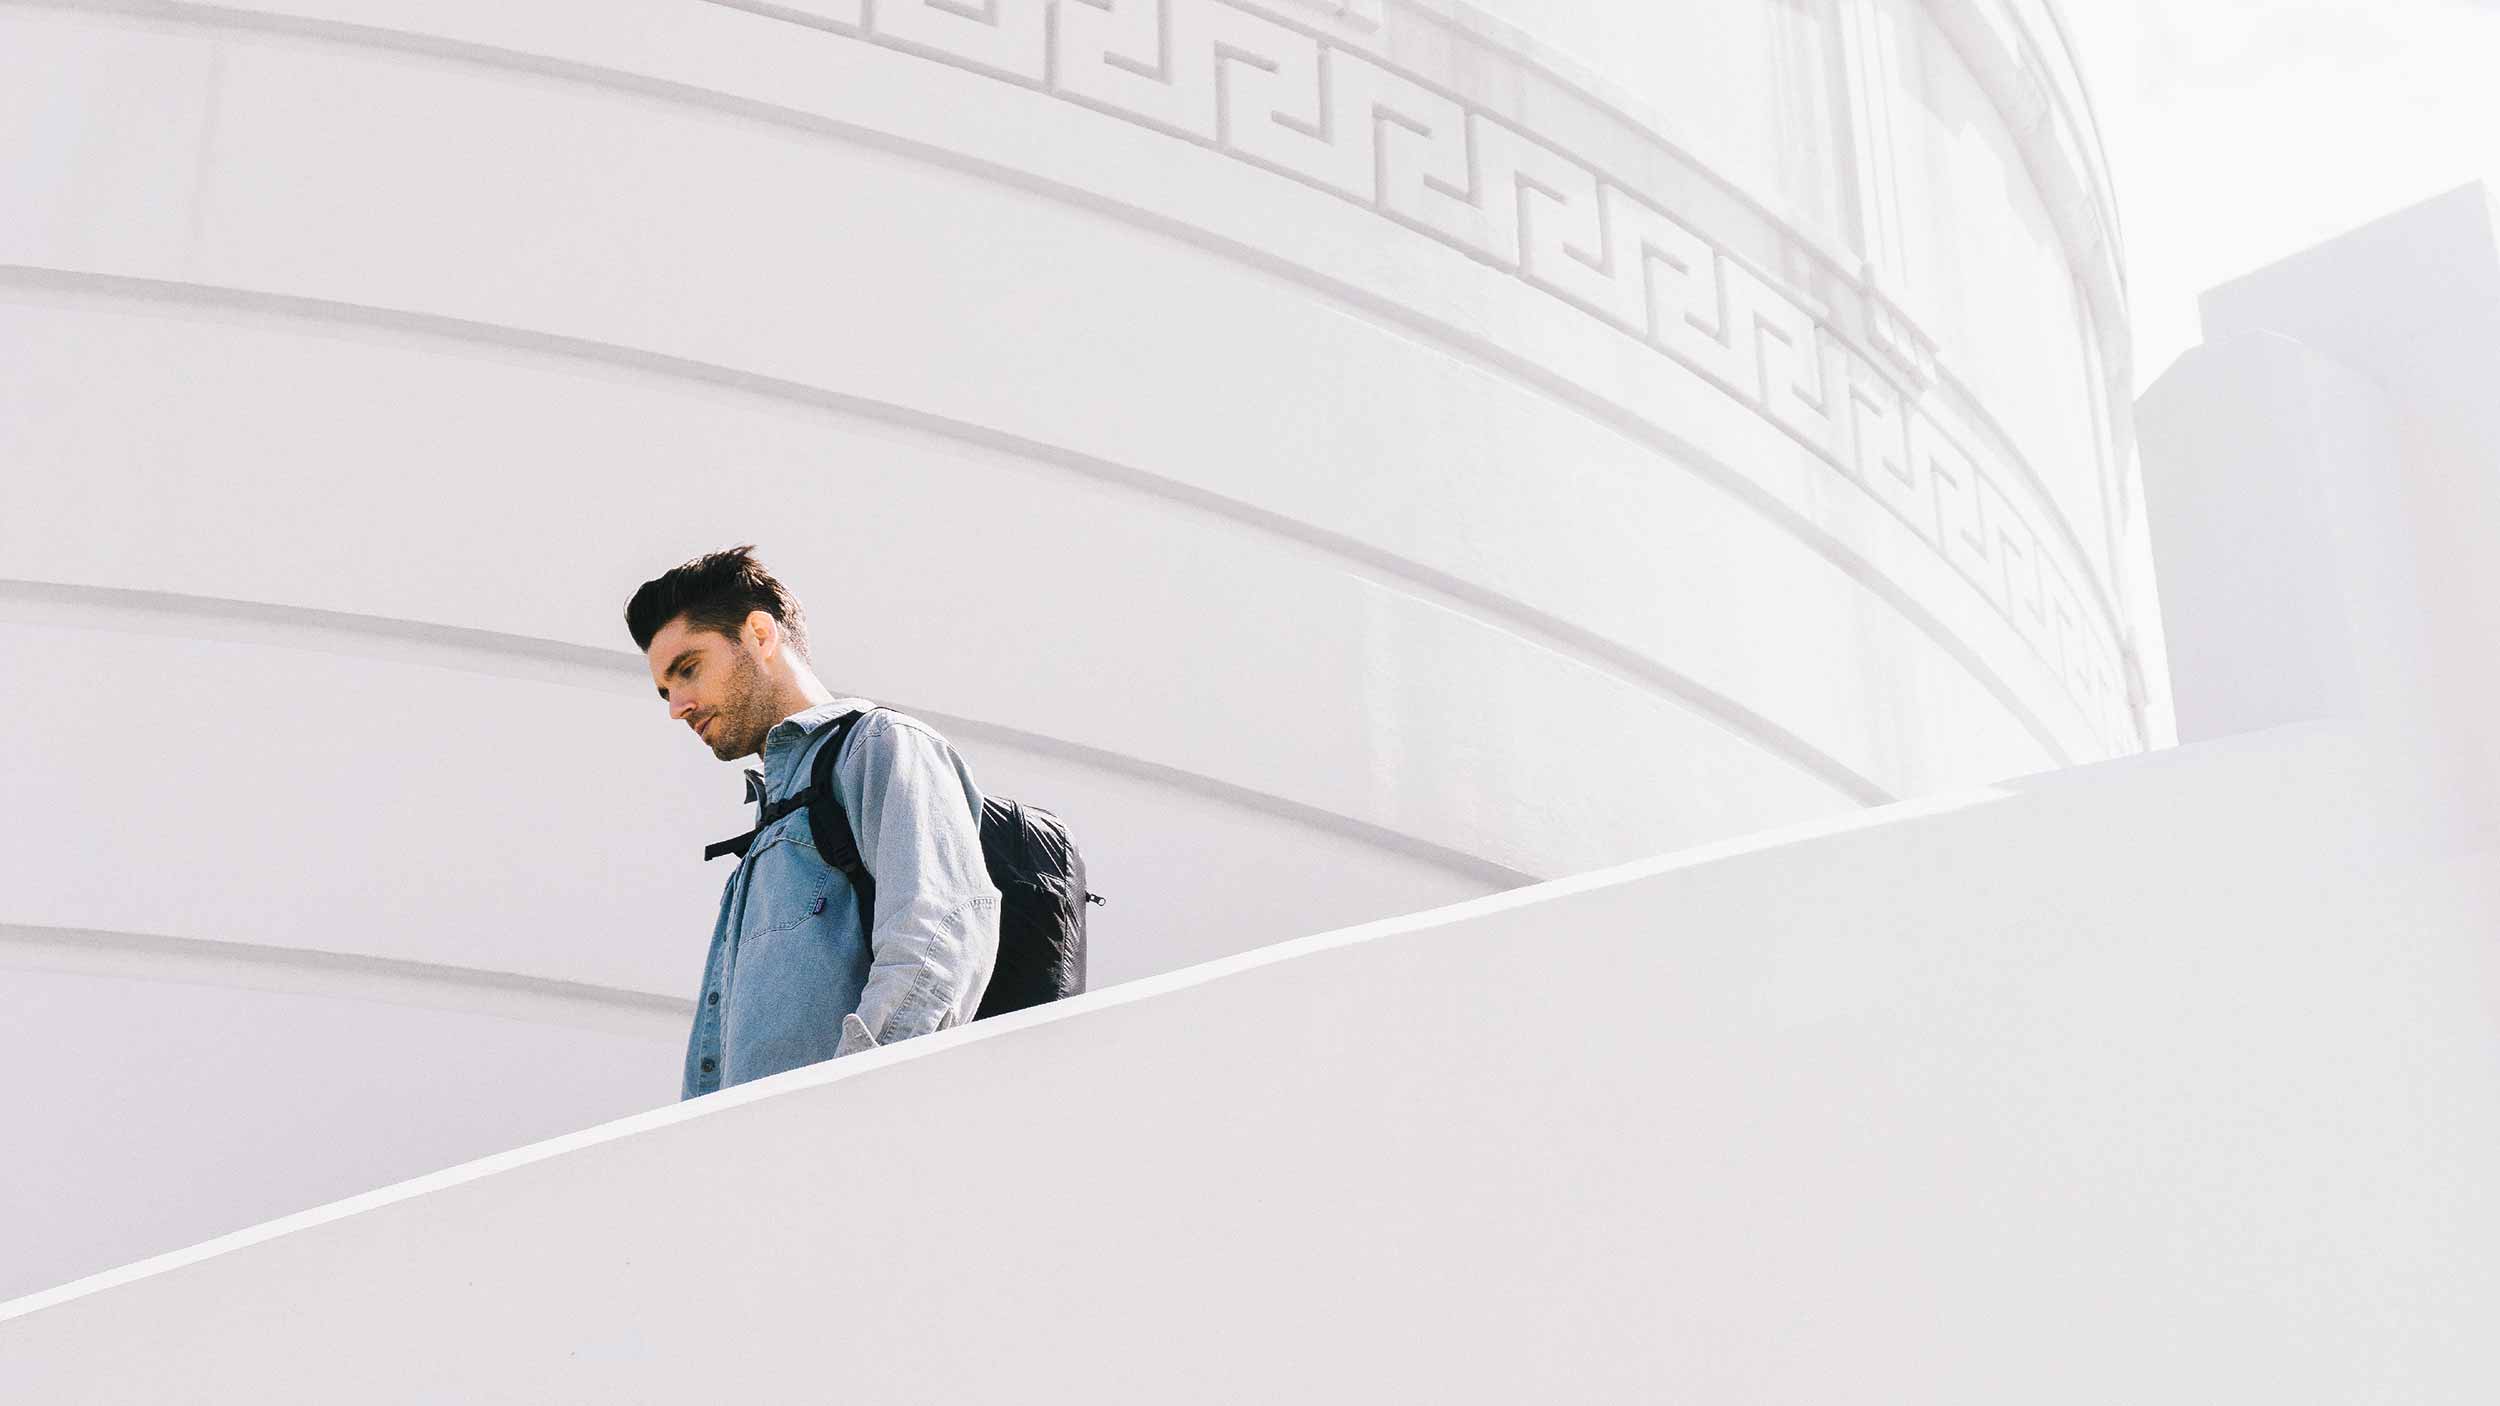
2 0 2149 1308
22 4 2493 1401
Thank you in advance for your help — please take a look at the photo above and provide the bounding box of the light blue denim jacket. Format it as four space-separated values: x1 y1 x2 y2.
681 699 1001 1100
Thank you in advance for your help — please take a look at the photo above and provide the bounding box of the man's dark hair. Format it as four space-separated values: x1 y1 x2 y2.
625 545 810 661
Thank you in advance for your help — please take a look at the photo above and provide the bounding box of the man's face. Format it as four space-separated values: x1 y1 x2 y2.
647 614 774 761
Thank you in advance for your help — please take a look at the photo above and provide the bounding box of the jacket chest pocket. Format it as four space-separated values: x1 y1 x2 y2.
739 831 836 940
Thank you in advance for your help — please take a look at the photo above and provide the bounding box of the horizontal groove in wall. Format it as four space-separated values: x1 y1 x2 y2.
0 577 1546 887
0 923 690 1038
0 262 1919 803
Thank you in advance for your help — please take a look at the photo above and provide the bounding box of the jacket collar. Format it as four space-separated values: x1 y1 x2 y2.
745 698 871 807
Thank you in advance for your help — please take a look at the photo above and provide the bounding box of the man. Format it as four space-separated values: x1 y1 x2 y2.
626 545 1000 1099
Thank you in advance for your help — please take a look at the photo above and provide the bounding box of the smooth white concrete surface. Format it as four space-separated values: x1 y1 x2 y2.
7 723 2492 1403
2141 185 2500 820
2141 336 2424 744
0 967 681 1304
1 0 2147 1300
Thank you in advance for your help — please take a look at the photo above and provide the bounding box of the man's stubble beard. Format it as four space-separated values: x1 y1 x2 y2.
708 646 777 761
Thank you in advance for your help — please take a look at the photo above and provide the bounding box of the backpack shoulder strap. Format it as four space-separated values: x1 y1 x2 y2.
805 707 879 932
700 707 875 863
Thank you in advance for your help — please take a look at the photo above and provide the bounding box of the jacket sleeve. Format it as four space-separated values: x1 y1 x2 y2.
827 713 1001 1052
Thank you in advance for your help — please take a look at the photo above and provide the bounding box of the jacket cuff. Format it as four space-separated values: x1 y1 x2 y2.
835 1012 880 1058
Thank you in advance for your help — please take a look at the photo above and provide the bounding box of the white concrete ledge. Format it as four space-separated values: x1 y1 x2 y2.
6 725 2493 1400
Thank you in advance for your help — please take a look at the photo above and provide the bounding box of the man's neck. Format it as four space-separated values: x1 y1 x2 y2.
759 673 836 746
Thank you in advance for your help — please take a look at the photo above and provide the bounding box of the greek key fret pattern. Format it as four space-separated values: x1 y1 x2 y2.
755 0 2133 746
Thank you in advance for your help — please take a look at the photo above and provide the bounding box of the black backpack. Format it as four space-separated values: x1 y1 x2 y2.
705 707 1095 1019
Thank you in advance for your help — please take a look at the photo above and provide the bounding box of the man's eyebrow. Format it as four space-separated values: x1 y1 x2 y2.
655 649 699 698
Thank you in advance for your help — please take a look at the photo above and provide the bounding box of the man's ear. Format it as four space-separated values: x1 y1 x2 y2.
744 609 779 660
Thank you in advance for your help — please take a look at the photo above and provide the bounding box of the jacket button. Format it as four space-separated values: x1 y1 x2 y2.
811 896 827 915
700 1057 716 1074
707 991 720 1007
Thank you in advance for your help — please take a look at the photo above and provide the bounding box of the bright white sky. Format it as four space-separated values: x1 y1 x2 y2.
2058 1 2500 391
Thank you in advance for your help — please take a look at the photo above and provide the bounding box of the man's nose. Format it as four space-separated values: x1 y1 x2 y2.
668 692 693 721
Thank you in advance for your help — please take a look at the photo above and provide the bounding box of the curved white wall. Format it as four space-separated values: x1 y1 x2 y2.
0 0 2144 1296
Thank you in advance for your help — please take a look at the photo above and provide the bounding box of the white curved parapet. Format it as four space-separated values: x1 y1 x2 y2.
0 0 2149 1296
6 723 2495 1402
